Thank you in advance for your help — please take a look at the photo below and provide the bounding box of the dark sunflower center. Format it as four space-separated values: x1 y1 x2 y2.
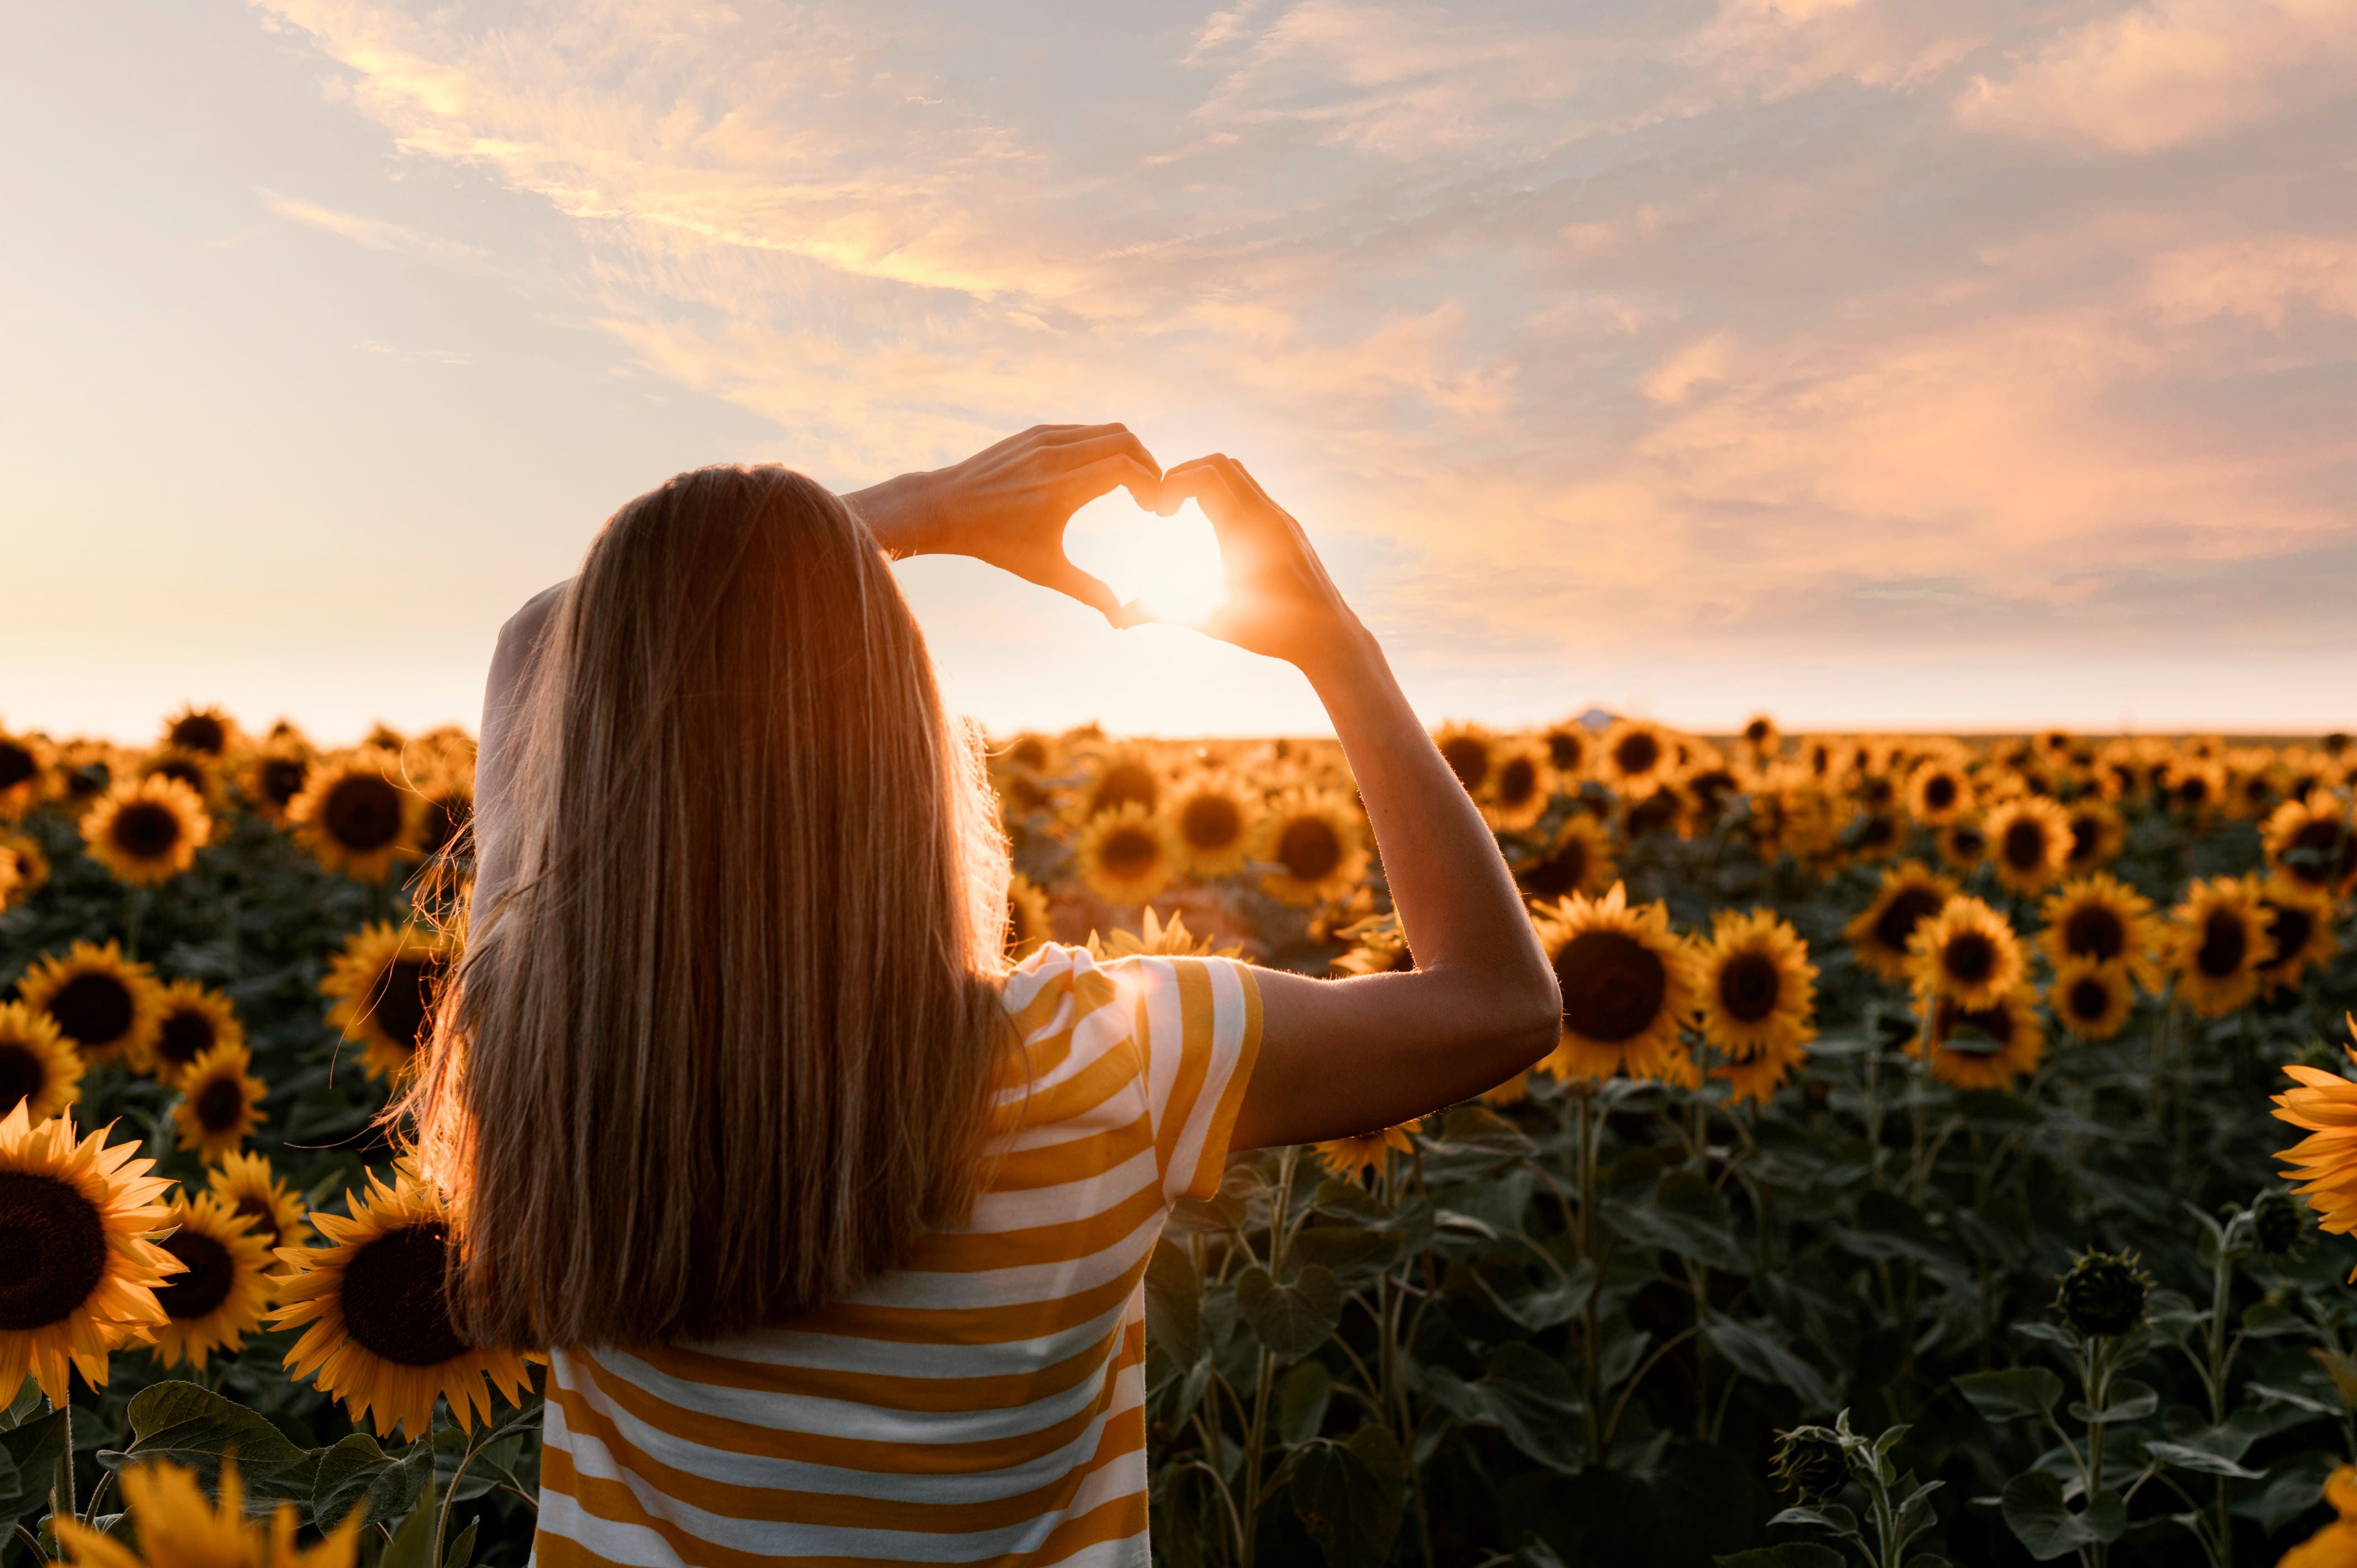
110 800 184 861
1439 738 1490 792
1872 888 1945 955
1090 764 1157 818
0 1172 108 1331
1277 818 1343 882
1555 930 1668 1043
258 758 309 808
2177 776 2211 809
338 1222 469 1367
1497 757 1540 809
1614 733 1660 777
1524 836 1591 898
420 794 472 857
232 1195 283 1250
1688 770 1736 813
2263 902 2315 970
1719 951 1781 1023
0 1042 47 1114
2062 905 2127 963
2001 819 2048 871
1856 814 1897 851
1946 824 1987 860
170 716 228 755
1744 719 1773 746
2067 815 2102 865
2289 820 2347 888
156 1230 236 1320
155 1009 217 1068
1628 791 1680 836
2196 909 2248 978
2068 976 2114 1024
372 956 446 1052
194 1076 247 1134
149 759 206 794
1937 1000 2014 1052
1943 930 1998 986
1546 732 1586 771
0 743 35 791
1180 795 1242 851
47 972 134 1049
1923 775 1957 811
324 775 405 852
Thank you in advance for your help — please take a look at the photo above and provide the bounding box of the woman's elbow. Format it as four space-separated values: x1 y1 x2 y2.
1491 966 1562 1069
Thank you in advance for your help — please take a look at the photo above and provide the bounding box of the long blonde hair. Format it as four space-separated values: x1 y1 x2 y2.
408 465 1010 1348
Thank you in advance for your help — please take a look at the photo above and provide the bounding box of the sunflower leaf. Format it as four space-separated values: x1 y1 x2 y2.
313 1432 432 1533
379 1466 437 1568
1955 1368 2066 1424
0 1411 65 1533
2000 1472 2126 1559
1235 1264 1342 1358
1285 1424 1406 1566
99 1380 306 1493
442 1518 478 1568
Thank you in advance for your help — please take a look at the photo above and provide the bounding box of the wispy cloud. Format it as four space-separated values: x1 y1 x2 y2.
257 188 501 274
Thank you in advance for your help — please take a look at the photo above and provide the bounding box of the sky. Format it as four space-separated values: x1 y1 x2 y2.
3 0 2352 743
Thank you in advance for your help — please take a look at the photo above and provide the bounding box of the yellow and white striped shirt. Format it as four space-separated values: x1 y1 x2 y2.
532 945 1262 1568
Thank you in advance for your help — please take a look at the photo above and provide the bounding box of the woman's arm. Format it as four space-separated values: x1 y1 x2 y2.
1159 454 1562 1149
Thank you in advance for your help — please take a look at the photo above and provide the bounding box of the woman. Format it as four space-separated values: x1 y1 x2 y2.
414 423 1559 1566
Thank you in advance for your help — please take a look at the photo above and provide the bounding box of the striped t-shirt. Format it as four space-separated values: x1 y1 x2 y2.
532 945 1263 1568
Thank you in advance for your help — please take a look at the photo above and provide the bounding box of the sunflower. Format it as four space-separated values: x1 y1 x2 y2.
272 1165 539 1438
51 739 117 818
1313 1124 1415 1180
1681 761 1747 829
1253 791 1369 908
171 1041 267 1163
415 768 475 861
1917 987 2046 1091
1070 803 1176 907
2265 796 2357 899
0 728 54 818
999 732 1061 776
288 749 423 881
2036 874 2159 983
1906 896 2027 1010
2049 959 2135 1041
1005 872 1055 960
2274 1465 2357 1568
2276 1028 2357 1250
0 1103 181 1400
1846 862 1959 984
2 831 51 908
147 1190 274 1371
1533 883 1702 1088
135 746 226 813
2256 878 2339 999
2163 755 2227 822
239 737 314 825
2062 799 2126 871
1739 714 1781 761
1067 745 1163 825
0 1000 82 1121
18 939 165 1069
1935 817 1988 875
1089 907 1243 961
1904 759 1973 825
208 1151 309 1253
1600 719 1678 793
1984 794 2071 896
2230 749 2287 820
82 774 211 887
1543 723 1593 779
1484 743 1554 832
1332 921 1414 977
1432 723 1497 797
55 1458 363 1568
1167 773 1260 877
1624 782 1690 840
1693 908 1817 1060
2168 875 2276 1018
148 978 245 1087
1844 803 1906 865
322 923 456 1082
1713 1033 1810 1106
161 703 240 759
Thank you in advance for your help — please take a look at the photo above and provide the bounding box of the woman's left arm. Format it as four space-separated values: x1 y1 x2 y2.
844 423 1167 625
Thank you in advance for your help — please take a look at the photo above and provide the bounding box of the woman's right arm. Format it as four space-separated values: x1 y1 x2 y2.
1158 455 1562 1151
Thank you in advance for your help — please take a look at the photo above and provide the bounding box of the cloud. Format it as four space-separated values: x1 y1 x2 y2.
257 188 501 274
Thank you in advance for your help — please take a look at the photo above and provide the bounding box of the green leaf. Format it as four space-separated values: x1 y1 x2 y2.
1701 1313 1837 1413
442 1518 478 1568
1288 1424 1406 1566
1955 1368 2065 1424
1766 1504 1859 1535
97 1382 306 1493
1715 1548 1847 1568
0 1411 66 1534
2 1381 40 1431
2000 1471 2126 1560
1145 1238 1203 1363
1235 1264 1343 1358
2315 1349 2357 1412
380 1468 437 1568
1279 1362 1333 1446
1602 1170 1750 1274
2069 1379 2159 1425
2143 1441 2265 1480
314 1433 432 1534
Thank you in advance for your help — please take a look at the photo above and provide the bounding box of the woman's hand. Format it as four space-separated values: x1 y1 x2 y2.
846 424 1165 626
1159 453 1365 678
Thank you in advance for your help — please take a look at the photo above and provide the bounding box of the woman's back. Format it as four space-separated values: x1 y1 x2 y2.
532 946 1260 1568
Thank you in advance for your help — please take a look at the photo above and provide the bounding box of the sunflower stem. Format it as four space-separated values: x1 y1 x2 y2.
50 1397 74 1534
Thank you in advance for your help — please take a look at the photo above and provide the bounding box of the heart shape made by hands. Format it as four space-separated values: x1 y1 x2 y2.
1063 492 1229 630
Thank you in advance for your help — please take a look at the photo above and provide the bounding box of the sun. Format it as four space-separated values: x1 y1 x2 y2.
1063 494 1229 628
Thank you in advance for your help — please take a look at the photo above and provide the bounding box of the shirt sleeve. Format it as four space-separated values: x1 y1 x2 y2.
1105 955 1264 1203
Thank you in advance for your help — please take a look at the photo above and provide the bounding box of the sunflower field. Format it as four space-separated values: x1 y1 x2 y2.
4 711 2357 1568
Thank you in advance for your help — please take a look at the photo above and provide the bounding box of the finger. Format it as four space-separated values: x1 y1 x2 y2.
1032 555 1125 626
1160 458 1251 529
1057 452 1165 513
1050 428 1162 480
1035 421 1135 448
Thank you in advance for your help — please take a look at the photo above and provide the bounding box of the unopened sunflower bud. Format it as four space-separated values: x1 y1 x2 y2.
1771 1426 1848 1503
2054 1248 2153 1339
2254 1190 2307 1256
